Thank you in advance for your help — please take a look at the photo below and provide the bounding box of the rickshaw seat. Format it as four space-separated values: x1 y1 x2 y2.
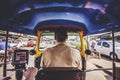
36 67 82 80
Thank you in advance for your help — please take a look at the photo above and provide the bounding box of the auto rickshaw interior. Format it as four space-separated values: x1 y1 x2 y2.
32 26 88 80
0 0 120 80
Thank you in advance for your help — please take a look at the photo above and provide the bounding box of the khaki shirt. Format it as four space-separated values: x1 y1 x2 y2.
40 43 82 69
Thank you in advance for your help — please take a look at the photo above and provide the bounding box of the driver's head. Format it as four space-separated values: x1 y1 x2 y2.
55 27 68 42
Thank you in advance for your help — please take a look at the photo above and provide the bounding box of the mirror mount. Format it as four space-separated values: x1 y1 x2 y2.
85 49 91 55
29 49 36 55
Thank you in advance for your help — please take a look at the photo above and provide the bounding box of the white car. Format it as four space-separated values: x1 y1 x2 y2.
94 40 120 60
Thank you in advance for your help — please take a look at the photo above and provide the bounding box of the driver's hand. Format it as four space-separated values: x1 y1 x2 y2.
23 67 38 80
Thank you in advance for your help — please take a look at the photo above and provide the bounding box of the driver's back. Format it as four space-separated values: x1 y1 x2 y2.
40 43 82 69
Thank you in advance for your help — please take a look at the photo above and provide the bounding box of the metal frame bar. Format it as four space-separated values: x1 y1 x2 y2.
3 30 9 77
85 68 113 72
112 30 116 80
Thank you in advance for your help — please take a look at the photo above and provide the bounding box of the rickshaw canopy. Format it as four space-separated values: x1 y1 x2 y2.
0 0 120 35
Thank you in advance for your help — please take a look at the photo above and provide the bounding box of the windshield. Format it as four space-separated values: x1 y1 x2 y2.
109 41 120 47
39 31 81 51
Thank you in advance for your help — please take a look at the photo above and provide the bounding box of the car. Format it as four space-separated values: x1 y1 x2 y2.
17 40 28 48
94 40 120 60
27 41 35 47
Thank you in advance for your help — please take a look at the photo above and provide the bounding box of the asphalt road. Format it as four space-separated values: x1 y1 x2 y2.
87 55 120 80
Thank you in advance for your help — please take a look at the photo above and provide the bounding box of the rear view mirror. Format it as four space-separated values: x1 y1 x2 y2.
85 49 91 55
29 49 36 55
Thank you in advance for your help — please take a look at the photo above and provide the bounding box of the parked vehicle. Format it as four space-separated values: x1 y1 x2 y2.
94 40 120 60
27 41 35 47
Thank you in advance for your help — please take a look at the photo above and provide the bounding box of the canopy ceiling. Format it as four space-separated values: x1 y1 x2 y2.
0 0 120 35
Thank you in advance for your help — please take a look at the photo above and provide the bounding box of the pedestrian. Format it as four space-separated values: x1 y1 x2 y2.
0 42 14 61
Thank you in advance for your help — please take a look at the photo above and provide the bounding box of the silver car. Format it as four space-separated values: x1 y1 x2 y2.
94 40 120 60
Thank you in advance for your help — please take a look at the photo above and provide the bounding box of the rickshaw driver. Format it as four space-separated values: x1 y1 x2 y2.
40 27 82 69
23 27 82 80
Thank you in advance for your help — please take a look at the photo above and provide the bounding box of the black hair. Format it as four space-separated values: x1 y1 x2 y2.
55 27 68 42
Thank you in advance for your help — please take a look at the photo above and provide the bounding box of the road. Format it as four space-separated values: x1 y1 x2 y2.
87 55 120 80
0 47 120 80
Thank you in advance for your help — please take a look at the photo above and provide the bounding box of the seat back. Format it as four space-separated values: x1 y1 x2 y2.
36 67 82 80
